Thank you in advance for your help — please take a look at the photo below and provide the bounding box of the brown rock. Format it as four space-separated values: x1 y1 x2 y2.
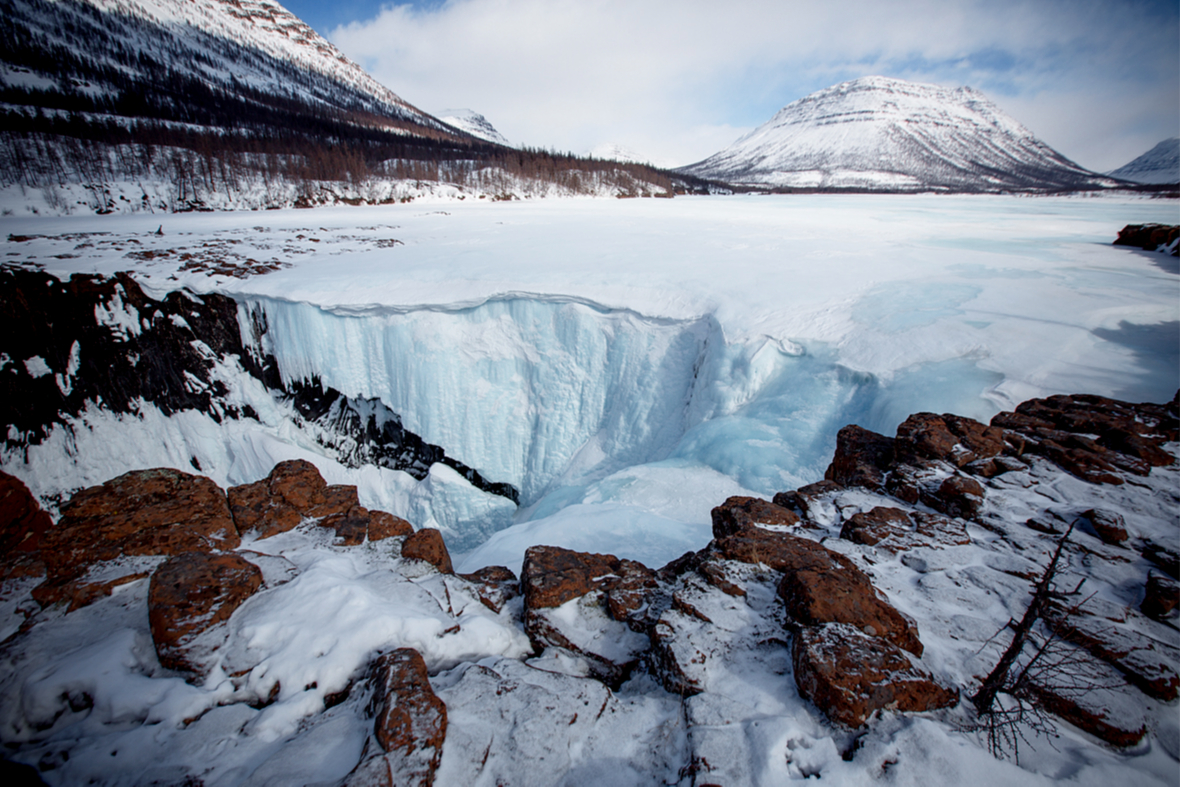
711 496 799 538
368 648 446 786
792 623 957 727
38 468 238 598
401 529 454 574
895 413 959 463
459 565 519 613
368 511 414 541
715 528 852 575
928 475 985 520
319 506 371 546
1142 574 1178 620
825 425 895 490
896 413 1006 468
840 507 913 547
1081 508 1128 545
0 470 52 557
779 567 924 656
32 571 150 612
989 393 1178 484
148 551 262 674
521 545 657 624
773 480 840 521
713 528 923 654
228 459 360 538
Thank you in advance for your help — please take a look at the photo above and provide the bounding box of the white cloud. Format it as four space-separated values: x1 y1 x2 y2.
329 0 1179 170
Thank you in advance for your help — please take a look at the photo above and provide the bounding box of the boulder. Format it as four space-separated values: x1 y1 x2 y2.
712 529 923 655
368 511 414 541
356 648 447 787
928 475 985 520
1080 508 1128 546
521 546 657 620
824 425 895 490
1045 601 1180 701
839 507 913 547
791 623 957 727
710 496 799 538
35 469 239 609
1142 574 1178 620
778 565 923 656
228 459 359 538
459 565 519 613
840 507 969 553
148 551 262 674
1017 647 1147 748
401 529 453 574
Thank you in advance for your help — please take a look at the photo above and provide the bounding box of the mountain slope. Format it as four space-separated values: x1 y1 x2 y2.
0 0 458 140
678 76 1116 192
1107 138 1180 184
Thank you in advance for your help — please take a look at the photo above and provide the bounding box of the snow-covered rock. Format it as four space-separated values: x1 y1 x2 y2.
1106 138 1180 184
678 76 1116 192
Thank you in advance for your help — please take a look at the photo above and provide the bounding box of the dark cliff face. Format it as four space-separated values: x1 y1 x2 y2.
0 267 266 445
0 266 519 503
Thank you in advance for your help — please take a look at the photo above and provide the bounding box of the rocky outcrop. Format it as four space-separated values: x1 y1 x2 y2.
32 468 239 610
520 546 657 683
1113 223 1180 256
792 624 958 727
148 551 262 674
229 459 415 546
228 459 355 538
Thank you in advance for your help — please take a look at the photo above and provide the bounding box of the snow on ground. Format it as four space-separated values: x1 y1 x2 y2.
3 194 1176 571
1 193 1178 785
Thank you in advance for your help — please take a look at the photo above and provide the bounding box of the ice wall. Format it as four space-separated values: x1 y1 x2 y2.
240 296 715 506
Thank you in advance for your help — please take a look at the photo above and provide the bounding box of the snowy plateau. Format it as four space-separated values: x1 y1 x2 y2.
0 194 1178 787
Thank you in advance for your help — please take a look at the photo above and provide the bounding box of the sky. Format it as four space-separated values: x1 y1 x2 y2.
280 0 1180 171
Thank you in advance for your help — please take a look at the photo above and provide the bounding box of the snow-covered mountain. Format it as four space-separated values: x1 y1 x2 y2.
0 0 453 138
678 76 1116 192
1107 138 1180 184
437 109 512 147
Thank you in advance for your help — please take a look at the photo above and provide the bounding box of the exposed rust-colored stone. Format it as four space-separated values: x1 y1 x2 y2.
368 511 414 541
38 468 238 605
401 529 453 574
710 496 799 538
228 459 360 538
148 551 262 674
792 623 957 727
368 648 446 787
824 425 894 490
459 565 519 613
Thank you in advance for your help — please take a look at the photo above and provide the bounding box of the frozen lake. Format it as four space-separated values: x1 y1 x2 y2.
5 193 1178 568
